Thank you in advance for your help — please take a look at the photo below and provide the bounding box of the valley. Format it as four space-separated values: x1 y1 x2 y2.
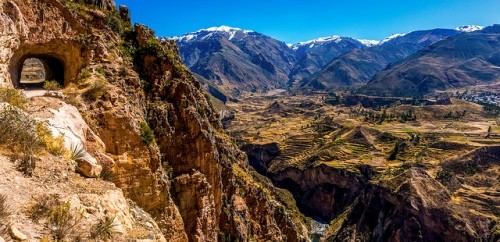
224 91 500 240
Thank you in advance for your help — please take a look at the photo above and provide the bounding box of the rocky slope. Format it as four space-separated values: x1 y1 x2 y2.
172 28 377 98
361 25 500 97
298 28 461 91
0 0 308 241
170 26 296 97
288 36 367 87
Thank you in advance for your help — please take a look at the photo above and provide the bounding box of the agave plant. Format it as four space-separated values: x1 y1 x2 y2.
69 142 91 162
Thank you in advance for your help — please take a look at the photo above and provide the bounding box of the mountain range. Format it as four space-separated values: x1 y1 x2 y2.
360 25 500 96
168 24 499 99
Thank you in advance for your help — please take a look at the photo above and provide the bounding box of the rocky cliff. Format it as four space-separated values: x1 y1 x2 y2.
0 0 308 241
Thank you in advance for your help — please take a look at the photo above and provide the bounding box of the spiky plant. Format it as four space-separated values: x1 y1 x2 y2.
48 202 81 240
90 216 117 240
69 142 91 161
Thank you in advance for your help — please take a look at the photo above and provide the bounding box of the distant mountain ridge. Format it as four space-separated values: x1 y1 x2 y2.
167 24 491 99
360 24 500 97
297 28 463 90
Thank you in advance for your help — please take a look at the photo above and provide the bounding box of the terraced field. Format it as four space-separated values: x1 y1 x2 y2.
225 92 500 240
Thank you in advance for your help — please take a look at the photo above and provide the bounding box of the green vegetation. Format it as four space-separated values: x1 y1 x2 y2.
104 11 125 35
43 80 62 91
48 201 81 241
95 66 105 75
436 168 453 183
363 108 417 124
80 69 91 79
464 162 478 176
83 79 108 100
140 122 155 145
387 141 407 161
0 87 27 109
68 143 90 162
162 161 173 176
443 110 467 120
90 216 117 240
482 103 500 117
0 105 43 154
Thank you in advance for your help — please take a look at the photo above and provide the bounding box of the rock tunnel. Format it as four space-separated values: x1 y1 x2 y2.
8 40 88 88
17 56 64 88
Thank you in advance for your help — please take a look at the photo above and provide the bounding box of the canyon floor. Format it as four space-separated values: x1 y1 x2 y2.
224 91 500 240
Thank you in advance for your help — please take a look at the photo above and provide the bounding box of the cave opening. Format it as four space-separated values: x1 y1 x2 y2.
16 56 65 89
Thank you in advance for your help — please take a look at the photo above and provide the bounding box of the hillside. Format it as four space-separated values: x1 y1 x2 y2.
171 26 296 97
298 28 461 91
288 36 368 87
361 25 500 97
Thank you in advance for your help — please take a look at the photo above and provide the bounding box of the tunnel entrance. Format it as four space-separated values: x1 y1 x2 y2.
8 39 89 89
17 56 65 89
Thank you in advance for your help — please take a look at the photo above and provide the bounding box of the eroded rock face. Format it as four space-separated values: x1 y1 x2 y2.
131 24 308 241
249 148 497 241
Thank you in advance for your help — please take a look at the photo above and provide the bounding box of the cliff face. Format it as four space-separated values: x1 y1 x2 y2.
0 0 308 241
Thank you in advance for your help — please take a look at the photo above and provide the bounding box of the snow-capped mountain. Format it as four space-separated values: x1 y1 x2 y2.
170 25 255 42
356 39 380 47
169 25 296 98
379 33 407 45
291 35 379 50
299 28 462 90
169 24 495 99
291 35 343 50
456 25 484 32
288 36 367 84
362 24 499 97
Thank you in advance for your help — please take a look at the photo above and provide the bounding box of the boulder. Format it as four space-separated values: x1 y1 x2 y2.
30 98 103 177
76 156 102 178
9 226 27 241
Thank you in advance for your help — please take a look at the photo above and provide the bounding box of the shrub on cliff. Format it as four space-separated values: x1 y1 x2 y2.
0 104 43 153
43 80 62 91
83 79 108 100
140 122 155 145
90 216 117 239
48 201 82 241
0 87 27 110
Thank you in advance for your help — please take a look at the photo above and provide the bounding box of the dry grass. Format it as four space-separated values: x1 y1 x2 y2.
0 104 43 153
83 78 108 100
36 123 67 156
0 194 11 223
0 87 27 110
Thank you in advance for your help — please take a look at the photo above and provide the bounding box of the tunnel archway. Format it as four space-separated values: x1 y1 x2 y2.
8 39 89 89
17 56 65 88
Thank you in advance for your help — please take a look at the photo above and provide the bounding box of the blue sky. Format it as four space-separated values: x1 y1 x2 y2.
114 0 500 43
